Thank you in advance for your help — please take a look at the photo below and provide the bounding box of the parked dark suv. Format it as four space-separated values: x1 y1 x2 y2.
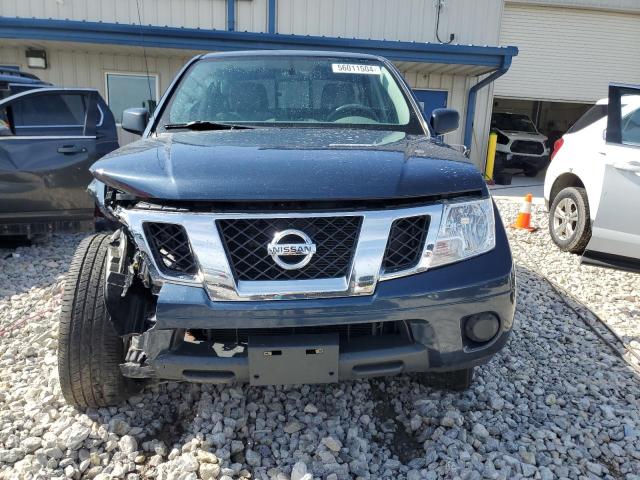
0 67 51 100
0 71 118 237
58 51 516 407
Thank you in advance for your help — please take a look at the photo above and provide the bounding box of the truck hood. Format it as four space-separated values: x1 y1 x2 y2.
495 128 548 142
91 128 487 201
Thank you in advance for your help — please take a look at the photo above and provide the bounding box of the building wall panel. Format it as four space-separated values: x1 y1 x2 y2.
276 0 503 44
401 69 493 167
0 0 505 68
495 4 640 102
236 0 268 33
507 0 640 14
0 45 191 99
0 0 227 30
0 45 192 144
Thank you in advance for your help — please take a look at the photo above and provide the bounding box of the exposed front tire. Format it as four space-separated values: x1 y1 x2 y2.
549 186 591 254
418 367 474 391
58 233 137 408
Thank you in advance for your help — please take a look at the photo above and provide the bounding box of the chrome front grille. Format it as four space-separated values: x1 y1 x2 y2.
217 216 362 281
382 215 429 274
511 140 544 155
144 222 198 275
122 202 444 301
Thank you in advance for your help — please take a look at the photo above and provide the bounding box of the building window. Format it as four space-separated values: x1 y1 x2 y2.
106 73 158 123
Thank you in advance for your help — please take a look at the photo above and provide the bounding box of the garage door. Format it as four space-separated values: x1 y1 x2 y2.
494 4 640 103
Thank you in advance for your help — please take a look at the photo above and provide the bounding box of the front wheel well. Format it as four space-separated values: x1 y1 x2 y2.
549 173 585 206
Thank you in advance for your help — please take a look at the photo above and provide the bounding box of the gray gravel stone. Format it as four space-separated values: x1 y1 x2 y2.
283 421 304 434
586 461 603 476
118 435 137 455
61 424 91 450
303 403 318 414
290 461 308 480
245 449 261 467
322 436 343 452
22 437 42 453
472 423 490 439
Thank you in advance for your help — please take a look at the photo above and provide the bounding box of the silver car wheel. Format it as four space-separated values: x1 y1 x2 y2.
553 197 579 240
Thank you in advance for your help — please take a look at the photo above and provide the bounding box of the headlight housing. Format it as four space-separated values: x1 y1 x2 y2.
430 197 496 268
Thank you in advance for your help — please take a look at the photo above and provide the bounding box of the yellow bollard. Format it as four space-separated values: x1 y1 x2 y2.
485 132 497 181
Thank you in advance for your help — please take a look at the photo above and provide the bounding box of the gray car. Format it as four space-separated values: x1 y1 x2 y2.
0 86 118 237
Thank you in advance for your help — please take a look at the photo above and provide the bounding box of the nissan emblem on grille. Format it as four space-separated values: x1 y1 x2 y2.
267 229 317 270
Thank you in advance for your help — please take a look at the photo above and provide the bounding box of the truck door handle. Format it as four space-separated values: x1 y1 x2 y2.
57 145 86 154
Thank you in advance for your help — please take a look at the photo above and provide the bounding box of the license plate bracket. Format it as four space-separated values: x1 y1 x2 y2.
248 334 339 385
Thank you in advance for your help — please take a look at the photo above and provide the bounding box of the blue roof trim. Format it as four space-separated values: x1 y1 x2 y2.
0 17 517 69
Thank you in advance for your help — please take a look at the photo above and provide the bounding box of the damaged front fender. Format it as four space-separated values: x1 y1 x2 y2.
104 229 154 336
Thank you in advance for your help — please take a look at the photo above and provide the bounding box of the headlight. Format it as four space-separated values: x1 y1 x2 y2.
495 131 510 145
430 198 495 268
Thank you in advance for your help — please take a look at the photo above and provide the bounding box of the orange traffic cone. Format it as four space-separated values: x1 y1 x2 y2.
510 193 538 232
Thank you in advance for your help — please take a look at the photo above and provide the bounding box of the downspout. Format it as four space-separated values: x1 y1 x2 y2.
268 0 277 34
227 0 235 31
463 56 512 151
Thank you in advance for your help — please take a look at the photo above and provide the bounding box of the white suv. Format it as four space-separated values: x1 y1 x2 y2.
543 84 640 272
492 112 549 177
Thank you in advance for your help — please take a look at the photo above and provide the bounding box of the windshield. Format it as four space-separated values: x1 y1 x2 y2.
491 113 537 133
157 56 422 133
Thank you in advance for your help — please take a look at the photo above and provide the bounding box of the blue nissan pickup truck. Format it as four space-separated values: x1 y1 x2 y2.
57 51 516 407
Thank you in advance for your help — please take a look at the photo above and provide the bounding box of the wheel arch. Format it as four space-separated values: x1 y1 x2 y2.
549 173 586 207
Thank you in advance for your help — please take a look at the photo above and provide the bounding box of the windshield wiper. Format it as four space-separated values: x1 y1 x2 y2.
163 120 255 131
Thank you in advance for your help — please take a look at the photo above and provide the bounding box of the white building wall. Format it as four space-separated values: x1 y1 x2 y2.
402 70 494 164
0 0 503 45
0 0 504 168
495 3 640 102
276 0 503 45
507 0 640 14
0 0 228 30
0 44 193 144
236 0 269 33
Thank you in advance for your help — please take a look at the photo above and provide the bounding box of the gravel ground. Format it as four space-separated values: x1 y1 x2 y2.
0 201 639 480
496 199 640 363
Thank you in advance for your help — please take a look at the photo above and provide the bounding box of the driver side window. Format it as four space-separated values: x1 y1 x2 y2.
0 106 13 136
622 107 640 146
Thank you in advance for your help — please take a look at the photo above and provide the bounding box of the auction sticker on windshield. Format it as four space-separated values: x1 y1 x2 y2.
332 64 381 75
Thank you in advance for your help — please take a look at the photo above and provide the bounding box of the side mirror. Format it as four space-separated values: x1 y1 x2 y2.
122 107 149 135
430 108 459 136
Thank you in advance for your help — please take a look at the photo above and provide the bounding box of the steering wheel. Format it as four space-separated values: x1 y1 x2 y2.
327 104 379 122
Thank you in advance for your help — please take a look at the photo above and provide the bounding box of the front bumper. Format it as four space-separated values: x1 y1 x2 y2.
505 153 549 169
124 217 516 384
